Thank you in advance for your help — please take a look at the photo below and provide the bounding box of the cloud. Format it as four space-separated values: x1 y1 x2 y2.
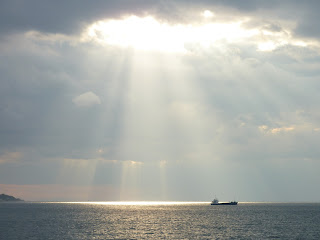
0 0 159 35
72 91 101 107
259 125 295 135
1 0 320 40
0 151 22 164
1 1 320 201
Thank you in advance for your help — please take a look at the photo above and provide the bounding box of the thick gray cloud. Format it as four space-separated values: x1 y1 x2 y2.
2 0 320 39
0 0 160 35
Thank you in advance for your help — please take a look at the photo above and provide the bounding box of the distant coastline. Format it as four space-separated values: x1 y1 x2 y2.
0 193 24 202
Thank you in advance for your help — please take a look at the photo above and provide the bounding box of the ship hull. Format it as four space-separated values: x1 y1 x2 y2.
211 202 238 205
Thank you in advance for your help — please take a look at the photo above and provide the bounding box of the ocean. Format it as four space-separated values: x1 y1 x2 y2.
1 202 320 239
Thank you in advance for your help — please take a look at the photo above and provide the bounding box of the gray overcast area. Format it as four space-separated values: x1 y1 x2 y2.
1 0 320 202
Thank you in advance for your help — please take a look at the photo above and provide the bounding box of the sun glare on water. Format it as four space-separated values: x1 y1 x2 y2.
55 202 207 205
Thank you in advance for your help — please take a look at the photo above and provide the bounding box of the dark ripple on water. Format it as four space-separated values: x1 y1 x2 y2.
1 202 320 239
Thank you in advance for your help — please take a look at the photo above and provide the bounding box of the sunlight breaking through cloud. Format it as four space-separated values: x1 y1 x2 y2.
2 2 320 203
202 10 214 18
83 14 311 53
84 15 258 52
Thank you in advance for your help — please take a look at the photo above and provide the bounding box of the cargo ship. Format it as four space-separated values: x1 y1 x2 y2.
211 198 238 205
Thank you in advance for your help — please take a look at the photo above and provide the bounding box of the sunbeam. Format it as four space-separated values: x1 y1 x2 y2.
2 3 320 205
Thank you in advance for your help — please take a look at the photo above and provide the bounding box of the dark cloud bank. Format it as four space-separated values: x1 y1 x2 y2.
1 0 320 38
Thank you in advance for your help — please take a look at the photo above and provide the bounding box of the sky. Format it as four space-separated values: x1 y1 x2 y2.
1 0 320 202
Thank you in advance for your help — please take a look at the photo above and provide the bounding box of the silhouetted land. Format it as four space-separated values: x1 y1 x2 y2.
0 193 23 202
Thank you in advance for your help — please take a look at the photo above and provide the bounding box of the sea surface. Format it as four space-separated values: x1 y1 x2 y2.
1 202 320 239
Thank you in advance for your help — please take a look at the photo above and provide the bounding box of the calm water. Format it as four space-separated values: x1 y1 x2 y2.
1 202 320 239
